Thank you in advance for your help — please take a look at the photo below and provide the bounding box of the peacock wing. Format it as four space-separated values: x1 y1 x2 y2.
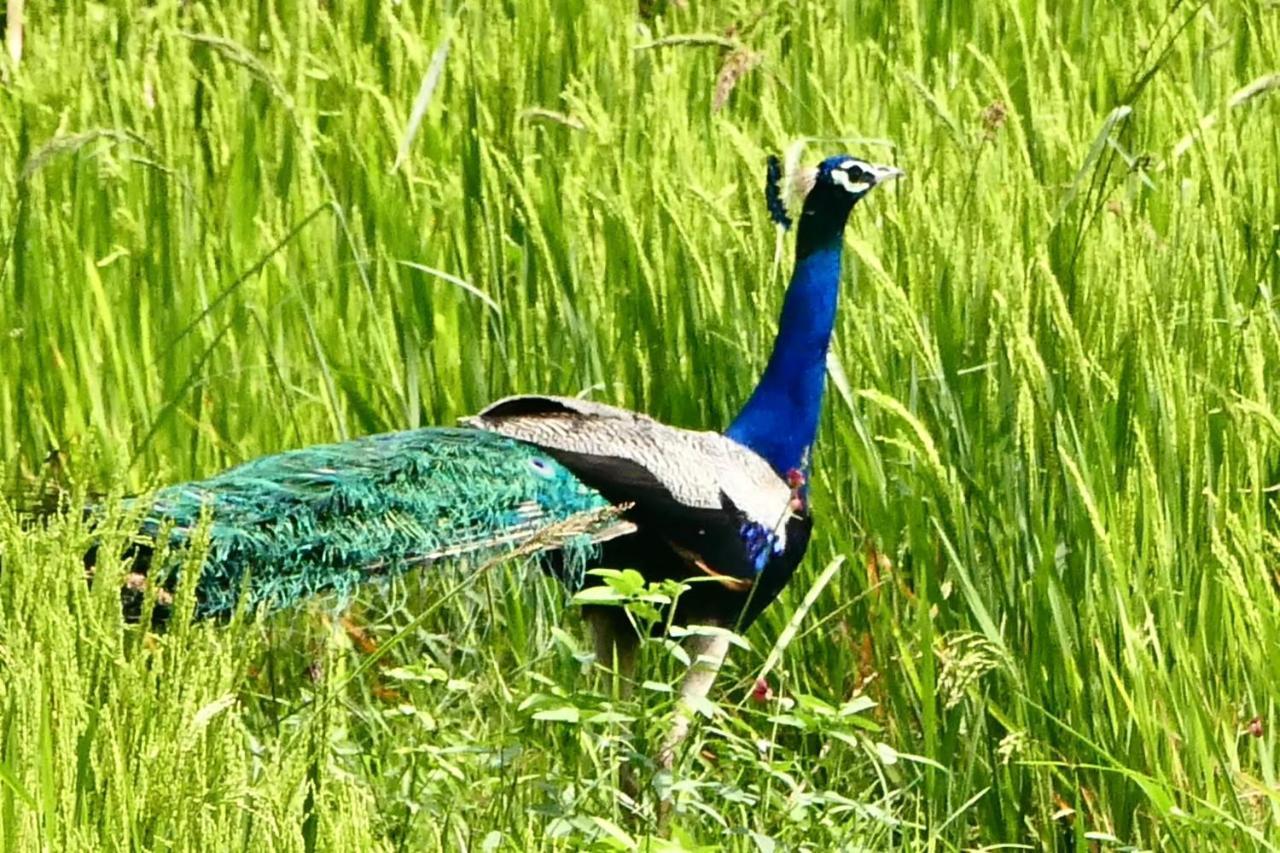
463 396 795 578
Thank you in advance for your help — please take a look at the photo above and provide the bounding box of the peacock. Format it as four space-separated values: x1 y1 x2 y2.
79 151 901 780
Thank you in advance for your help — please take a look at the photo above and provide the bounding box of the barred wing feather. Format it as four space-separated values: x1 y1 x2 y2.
464 396 795 577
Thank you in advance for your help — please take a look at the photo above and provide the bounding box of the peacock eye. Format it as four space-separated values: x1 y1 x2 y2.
830 166 872 195
528 457 556 479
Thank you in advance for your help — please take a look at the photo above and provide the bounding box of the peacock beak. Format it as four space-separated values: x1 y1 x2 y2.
869 163 905 185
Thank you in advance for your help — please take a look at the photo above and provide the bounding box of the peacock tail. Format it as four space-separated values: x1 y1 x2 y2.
107 428 627 619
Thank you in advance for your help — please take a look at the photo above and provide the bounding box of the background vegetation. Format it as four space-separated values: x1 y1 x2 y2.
2 0 1279 848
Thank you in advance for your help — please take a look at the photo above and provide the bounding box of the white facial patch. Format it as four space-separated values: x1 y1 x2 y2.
830 169 871 195
791 167 818 200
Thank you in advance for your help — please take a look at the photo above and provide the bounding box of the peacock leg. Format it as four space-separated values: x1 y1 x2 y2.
584 606 638 696
655 629 731 827
584 606 644 802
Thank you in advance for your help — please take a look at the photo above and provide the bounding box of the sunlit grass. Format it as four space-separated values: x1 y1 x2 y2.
2 0 1280 848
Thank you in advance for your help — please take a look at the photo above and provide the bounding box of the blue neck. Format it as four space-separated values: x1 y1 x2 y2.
726 234 844 475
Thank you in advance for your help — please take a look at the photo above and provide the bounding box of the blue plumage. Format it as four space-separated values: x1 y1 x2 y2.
725 237 841 477
738 520 783 573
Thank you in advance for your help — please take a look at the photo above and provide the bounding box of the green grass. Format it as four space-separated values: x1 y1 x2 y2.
2 0 1280 848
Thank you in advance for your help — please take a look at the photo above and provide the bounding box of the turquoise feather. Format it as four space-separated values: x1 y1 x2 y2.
120 429 617 618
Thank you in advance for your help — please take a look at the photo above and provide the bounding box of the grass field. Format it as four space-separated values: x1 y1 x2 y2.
3 0 1280 848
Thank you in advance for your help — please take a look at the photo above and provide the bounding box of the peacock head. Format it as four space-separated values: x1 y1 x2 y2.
814 154 903 203
767 153 903 247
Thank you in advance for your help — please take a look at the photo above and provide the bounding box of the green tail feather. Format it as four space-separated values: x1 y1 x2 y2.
114 428 616 618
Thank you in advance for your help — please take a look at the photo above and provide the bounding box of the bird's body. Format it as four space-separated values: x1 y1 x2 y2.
465 394 812 629
104 393 809 630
